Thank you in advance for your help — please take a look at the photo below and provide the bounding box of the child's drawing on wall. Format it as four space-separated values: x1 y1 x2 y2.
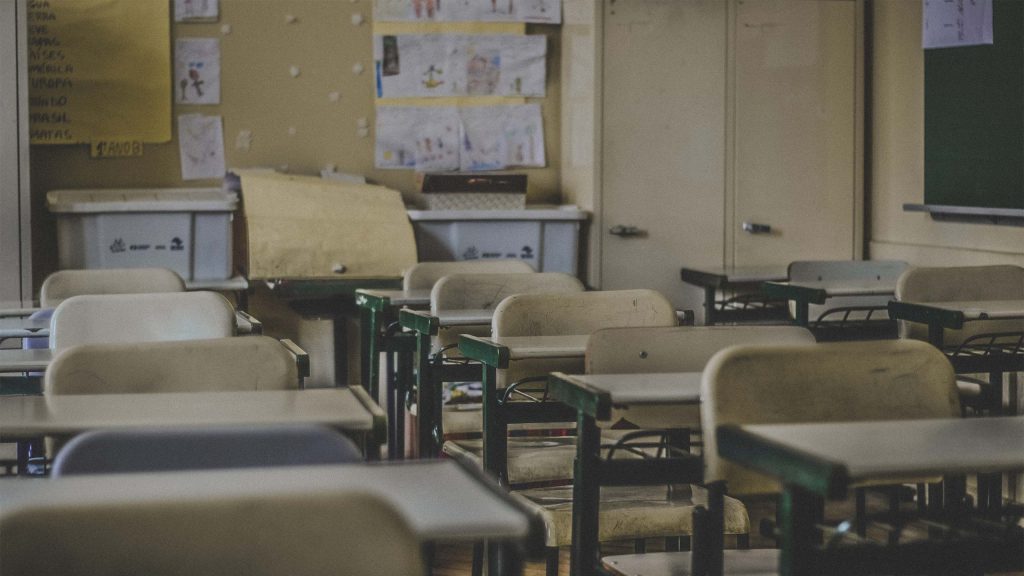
466 50 500 95
174 38 220 104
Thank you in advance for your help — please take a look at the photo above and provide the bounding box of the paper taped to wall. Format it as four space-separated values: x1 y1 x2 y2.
374 0 561 23
178 114 226 180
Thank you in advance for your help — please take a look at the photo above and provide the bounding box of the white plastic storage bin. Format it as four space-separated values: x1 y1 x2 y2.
47 188 238 281
406 206 588 275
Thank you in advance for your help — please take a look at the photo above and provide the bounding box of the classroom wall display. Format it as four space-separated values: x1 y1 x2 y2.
177 114 226 180
26 0 171 145
375 104 545 171
175 39 221 105
374 34 546 98
374 0 561 24
175 0 219 22
922 0 992 49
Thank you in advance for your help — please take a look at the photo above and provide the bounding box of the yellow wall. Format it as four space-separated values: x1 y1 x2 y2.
870 1 1024 266
29 0 562 287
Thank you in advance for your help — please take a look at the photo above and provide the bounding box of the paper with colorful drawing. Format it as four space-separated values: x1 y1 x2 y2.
177 114 225 180
175 38 220 105
374 0 560 23
375 34 546 98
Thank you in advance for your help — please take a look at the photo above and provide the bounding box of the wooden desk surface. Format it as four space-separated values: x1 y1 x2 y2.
719 416 1024 497
0 387 381 437
0 349 53 373
0 459 534 543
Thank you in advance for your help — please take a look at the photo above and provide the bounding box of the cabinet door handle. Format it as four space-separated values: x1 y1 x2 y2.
609 225 646 237
741 222 771 234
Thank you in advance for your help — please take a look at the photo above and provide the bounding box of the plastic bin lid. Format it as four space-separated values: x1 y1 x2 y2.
406 205 588 221
47 188 238 213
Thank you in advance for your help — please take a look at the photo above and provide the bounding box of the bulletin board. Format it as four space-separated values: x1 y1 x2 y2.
924 0 1024 213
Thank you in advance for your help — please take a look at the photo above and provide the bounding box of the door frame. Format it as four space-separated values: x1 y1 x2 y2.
0 0 32 301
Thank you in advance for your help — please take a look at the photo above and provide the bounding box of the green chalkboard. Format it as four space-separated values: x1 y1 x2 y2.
924 0 1024 211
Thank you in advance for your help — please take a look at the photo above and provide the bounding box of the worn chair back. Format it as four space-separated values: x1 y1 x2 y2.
0 489 423 576
702 339 960 496
50 425 362 477
895 264 1024 344
40 268 186 308
586 325 816 428
45 336 301 395
402 259 534 291
49 291 235 351
493 289 677 387
432 272 584 348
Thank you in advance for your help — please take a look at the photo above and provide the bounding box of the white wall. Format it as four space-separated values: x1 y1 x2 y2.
870 1 1024 266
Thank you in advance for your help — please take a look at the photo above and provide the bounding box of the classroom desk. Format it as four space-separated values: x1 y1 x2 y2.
457 334 588 485
547 371 705 576
399 308 492 457
0 315 49 340
264 276 402 390
0 387 386 468
0 349 53 373
762 280 898 341
0 300 39 318
355 288 431 459
680 265 788 325
888 299 1024 389
716 417 1024 576
0 459 545 576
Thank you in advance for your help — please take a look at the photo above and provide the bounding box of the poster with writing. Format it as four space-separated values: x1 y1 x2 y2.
375 34 546 98
374 0 561 24
175 38 221 105
178 114 225 180
923 0 993 48
175 0 219 22
27 0 171 144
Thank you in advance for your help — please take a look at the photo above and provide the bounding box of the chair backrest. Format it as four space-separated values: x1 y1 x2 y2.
40 268 186 308
586 325 816 374
45 336 299 395
402 259 534 291
49 291 235 351
701 340 960 496
432 272 585 348
787 260 908 322
50 425 362 477
493 289 677 386
895 264 1024 343
0 489 423 576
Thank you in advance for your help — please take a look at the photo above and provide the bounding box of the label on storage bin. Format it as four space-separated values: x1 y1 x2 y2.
90 140 144 158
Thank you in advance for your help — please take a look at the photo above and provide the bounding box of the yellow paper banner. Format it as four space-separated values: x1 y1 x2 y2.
28 0 171 145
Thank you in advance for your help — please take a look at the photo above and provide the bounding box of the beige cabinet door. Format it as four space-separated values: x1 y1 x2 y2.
731 0 860 265
599 0 727 310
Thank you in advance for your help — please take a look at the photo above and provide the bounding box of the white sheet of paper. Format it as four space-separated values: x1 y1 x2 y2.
178 114 226 180
374 0 561 23
375 104 545 171
175 38 221 105
923 0 993 49
375 106 461 171
375 35 546 98
460 104 544 170
175 0 219 22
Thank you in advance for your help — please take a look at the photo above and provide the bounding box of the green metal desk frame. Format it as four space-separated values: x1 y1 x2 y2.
399 309 483 458
546 371 702 576
717 424 1024 576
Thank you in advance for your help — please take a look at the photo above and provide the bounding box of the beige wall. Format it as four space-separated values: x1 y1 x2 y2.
29 1 562 288
870 1 1024 266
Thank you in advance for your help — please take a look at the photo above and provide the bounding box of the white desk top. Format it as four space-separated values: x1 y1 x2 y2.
776 280 896 297
682 265 789 284
358 288 431 307
739 416 1024 484
0 388 377 437
435 309 495 327
490 335 590 359
920 299 1024 321
0 301 40 318
0 349 53 373
0 315 49 338
558 372 703 407
184 275 250 292
0 460 532 542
